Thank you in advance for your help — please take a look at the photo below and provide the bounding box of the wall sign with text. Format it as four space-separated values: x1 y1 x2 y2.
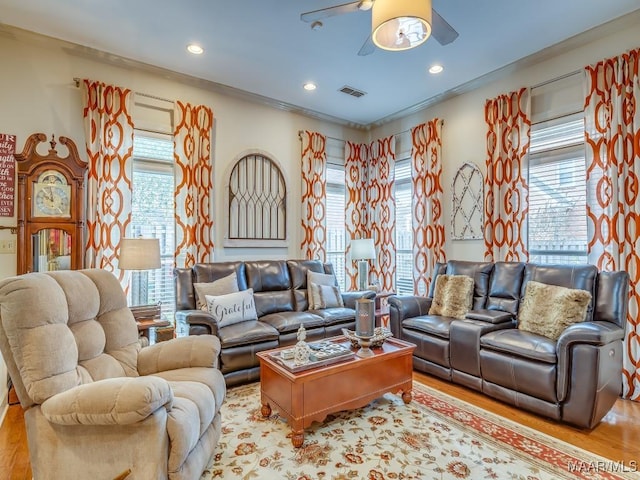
0 133 16 217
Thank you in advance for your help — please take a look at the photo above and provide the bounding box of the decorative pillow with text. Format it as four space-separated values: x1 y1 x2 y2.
205 288 257 328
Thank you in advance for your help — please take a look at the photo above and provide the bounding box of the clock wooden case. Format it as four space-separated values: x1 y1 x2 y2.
15 133 88 274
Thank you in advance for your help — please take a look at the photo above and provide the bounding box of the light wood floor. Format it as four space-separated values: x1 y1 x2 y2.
1 373 639 479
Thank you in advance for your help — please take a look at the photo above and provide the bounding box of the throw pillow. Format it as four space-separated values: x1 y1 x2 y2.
309 283 344 309
517 281 592 340
194 272 239 310
428 274 474 319
307 271 339 309
205 288 257 328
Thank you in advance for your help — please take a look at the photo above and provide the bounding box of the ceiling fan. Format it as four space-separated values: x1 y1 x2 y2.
301 0 459 56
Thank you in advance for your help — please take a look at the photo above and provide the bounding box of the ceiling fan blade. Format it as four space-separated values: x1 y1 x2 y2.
357 35 376 56
301 2 361 23
431 8 459 45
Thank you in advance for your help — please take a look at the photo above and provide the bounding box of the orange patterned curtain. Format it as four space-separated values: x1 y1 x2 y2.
411 119 446 295
174 101 214 268
345 141 369 290
81 79 134 283
484 87 531 262
368 135 396 292
300 131 327 261
584 48 640 400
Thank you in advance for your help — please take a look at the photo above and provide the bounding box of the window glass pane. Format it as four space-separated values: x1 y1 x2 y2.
326 164 346 290
528 114 587 264
395 159 413 294
131 133 176 320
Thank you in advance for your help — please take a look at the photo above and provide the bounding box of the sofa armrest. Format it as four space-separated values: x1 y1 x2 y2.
176 309 219 336
388 295 432 338
465 309 514 324
41 377 172 426
137 335 222 375
341 290 376 309
556 321 624 400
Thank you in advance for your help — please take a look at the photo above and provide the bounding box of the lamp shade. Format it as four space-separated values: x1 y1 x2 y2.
118 238 161 270
351 238 376 261
372 0 432 52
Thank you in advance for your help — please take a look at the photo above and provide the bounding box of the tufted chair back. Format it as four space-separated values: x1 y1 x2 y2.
0 269 140 408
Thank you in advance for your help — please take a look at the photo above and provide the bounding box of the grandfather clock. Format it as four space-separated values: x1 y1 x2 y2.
15 133 88 274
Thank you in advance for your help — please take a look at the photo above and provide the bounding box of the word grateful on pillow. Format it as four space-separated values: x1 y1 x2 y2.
194 272 239 310
307 270 342 309
205 288 257 328
428 274 474 319
518 281 592 340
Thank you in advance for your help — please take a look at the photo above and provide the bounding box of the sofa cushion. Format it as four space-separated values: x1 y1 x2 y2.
480 328 557 364
216 320 279 348
260 311 325 333
194 272 239 310
205 288 257 328
402 315 454 340
517 281 592 340
310 307 355 326
429 274 474 319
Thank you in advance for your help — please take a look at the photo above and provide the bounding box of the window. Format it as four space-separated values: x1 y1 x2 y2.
395 159 413 294
131 133 176 320
528 113 587 264
326 163 346 290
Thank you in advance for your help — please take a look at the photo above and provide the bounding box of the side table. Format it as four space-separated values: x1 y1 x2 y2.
375 292 395 328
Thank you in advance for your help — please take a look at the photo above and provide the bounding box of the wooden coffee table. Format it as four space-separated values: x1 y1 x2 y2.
257 336 416 447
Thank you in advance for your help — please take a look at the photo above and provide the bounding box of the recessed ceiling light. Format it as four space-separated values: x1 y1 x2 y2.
187 44 204 55
303 82 317 91
429 64 444 74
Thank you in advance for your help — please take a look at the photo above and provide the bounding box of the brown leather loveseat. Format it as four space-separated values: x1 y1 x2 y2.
388 260 629 429
175 259 374 387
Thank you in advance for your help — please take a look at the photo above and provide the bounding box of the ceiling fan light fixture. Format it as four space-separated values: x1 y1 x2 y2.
372 0 432 52
186 44 204 55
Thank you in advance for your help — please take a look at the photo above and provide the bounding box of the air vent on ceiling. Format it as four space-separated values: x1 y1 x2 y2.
339 85 366 98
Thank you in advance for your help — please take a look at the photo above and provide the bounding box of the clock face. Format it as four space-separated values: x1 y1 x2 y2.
32 177 72 218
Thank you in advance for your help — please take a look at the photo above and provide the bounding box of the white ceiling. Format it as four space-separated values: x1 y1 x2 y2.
1 0 639 127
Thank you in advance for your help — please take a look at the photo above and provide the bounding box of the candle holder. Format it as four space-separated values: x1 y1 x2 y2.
355 298 375 358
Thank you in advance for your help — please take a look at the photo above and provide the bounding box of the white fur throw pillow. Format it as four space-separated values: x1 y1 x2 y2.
205 288 257 328
517 281 592 340
428 274 474 319
194 272 239 310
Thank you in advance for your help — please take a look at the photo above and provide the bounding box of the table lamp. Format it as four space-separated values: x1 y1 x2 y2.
350 238 376 291
119 237 161 306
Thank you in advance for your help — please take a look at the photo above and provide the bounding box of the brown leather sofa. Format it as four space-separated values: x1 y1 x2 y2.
388 260 630 429
175 259 375 387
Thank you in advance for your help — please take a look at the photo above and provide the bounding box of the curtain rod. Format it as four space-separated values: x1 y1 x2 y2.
72 78 174 104
530 69 582 90
298 119 444 144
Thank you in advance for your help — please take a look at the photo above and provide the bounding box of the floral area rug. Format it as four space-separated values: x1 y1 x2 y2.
202 382 636 480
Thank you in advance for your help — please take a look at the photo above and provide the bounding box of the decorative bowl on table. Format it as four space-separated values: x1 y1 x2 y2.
342 327 393 349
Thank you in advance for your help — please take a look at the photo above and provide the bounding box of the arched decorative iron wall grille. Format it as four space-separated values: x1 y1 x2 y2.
228 153 286 241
